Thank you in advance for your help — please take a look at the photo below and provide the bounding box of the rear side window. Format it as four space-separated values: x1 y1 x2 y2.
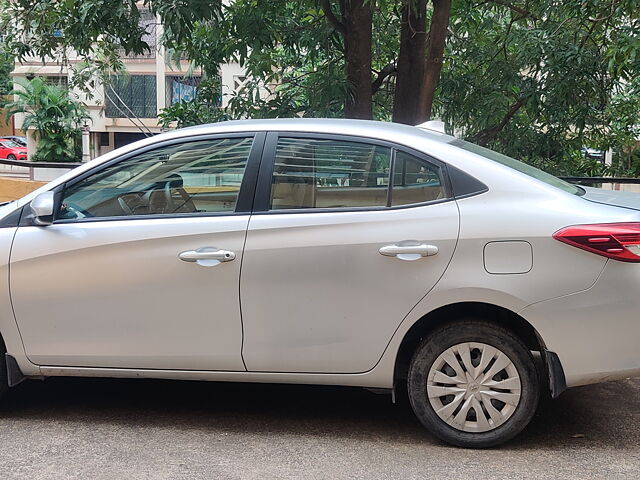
392 151 445 206
271 138 391 210
270 137 447 210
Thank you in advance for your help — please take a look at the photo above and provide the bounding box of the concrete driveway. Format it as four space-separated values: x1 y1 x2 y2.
0 376 638 479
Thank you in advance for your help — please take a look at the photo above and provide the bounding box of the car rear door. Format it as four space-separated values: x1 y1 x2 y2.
9 133 264 371
240 132 459 373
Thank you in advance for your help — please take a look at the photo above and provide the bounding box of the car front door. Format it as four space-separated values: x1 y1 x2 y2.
240 133 459 373
9 133 263 370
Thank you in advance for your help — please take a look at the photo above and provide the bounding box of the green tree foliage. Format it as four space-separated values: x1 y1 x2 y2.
4 77 88 162
438 0 640 175
2 0 147 71
2 0 638 173
165 1 350 119
0 47 13 96
158 78 229 128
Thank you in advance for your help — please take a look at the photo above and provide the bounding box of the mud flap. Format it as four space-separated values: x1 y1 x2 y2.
5 354 26 387
544 350 567 398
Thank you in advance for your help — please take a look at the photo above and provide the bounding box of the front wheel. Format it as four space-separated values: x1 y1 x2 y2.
408 321 539 448
6 154 16 161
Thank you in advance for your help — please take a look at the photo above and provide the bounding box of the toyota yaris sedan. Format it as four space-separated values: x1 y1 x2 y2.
0 119 639 447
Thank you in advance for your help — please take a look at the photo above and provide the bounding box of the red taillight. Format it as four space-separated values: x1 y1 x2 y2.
553 223 640 262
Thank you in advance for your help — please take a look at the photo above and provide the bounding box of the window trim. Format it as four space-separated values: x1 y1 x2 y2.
253 131 454 214
52 132 266 225
386 148 397 207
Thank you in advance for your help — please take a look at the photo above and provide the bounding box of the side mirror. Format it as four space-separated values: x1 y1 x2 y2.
30 191 55 226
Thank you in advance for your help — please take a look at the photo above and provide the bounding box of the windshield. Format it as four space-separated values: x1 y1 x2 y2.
451 139 584 196
1 140 20 148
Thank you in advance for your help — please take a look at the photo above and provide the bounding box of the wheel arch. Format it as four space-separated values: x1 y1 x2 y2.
392 301 564 395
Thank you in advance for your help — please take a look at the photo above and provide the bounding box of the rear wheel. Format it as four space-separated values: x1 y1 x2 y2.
407 320 539 448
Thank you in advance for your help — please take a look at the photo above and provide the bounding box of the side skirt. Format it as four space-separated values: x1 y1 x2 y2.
37 365 393 389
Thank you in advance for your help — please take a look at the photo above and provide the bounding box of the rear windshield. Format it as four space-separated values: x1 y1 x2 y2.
451 139 584 196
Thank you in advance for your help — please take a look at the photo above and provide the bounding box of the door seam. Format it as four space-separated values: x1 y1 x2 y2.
238 132 269 371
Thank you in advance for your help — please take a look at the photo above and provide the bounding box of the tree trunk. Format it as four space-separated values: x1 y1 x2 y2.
342 0 373 119
392 0 428 125
418 0 451 122
320 0 373 119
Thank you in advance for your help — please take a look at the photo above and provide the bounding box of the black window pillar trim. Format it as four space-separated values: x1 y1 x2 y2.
235 131 266 213
253 131 279 213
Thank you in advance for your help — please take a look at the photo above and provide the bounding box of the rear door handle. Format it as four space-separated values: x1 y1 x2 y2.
179 247 236 266
379 243 438 261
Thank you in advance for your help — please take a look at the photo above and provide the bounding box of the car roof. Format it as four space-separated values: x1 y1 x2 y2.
178 118 456 144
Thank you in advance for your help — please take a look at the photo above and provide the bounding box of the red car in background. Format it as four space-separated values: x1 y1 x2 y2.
0 139 27 161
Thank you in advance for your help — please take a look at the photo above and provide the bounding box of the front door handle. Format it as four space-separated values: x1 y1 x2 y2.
179 247 236 266
379 243 438 261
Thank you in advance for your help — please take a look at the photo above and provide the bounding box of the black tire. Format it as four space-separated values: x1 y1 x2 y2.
408 320 539 448
6 154 16 161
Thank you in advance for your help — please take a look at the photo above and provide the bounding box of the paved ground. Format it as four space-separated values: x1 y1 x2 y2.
0 376 638 479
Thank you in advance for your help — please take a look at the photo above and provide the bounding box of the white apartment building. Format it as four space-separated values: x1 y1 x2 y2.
11 11 247 161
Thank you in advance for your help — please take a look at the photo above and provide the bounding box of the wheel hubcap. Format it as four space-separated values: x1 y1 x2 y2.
426 342 521 433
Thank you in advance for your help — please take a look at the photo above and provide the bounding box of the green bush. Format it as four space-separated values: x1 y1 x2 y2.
5 77 88 162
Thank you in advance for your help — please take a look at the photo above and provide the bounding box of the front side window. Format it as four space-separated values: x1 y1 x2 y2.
270 137 446 210
58 137 253 221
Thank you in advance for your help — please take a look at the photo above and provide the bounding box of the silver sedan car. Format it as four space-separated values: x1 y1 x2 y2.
1 119 639 447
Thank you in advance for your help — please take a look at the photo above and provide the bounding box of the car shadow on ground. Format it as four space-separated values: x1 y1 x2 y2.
2 375 639 450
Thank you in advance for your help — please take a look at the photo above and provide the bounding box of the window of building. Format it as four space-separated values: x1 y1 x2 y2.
57 137 254 220
119 10 157 59
44 76 68 89
166 76 201 106
233 75 247 92
105 75 157 119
